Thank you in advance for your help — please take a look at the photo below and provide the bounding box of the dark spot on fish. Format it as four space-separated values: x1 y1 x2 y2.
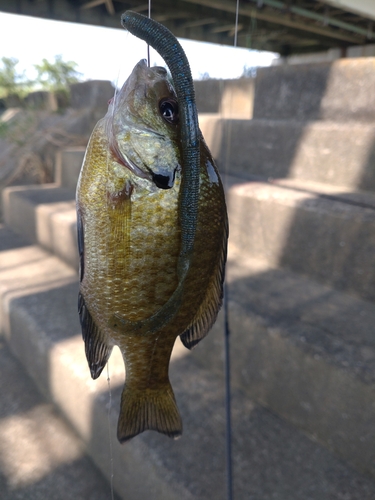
153 171 175 190
159 98 179 125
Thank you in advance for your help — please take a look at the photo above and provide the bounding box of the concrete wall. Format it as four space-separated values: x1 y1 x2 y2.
194 78 254 118
274 44 375 66
199 57 375 193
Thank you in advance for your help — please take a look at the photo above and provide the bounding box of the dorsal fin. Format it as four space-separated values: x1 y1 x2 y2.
180 208 228 350
77 208 84 282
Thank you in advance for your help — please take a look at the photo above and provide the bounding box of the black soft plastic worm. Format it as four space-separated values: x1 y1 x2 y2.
121 11 199 270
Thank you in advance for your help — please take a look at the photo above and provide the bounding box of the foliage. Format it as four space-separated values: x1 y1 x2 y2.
0 55 83 105
34 55 82 92
2 111 36 146
198 71 211 80
0 119 8 137
0 57 32 100
242 65 257 78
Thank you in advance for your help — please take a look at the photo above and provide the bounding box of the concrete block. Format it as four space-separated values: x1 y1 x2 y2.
195 78 254 118
219 79 254 118
0 340 118 500
0 240 77 336
55 148 85 190
24 90 58 111
254 58 375 122
193 249 375 479
199 116 375 191
274 47 341 66
194 79 223 114
0 223 29 252
227 178 375 300
2 247 375 498
36 202 78 269
348 44 375 58
5 175 375 302
69 80 114 113
2 185 78 269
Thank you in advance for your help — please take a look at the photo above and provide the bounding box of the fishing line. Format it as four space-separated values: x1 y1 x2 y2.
222 2 240 500
234 0 240 48
104 60 122 500
107 362 115 500
147 0 152 66
223 280 233 500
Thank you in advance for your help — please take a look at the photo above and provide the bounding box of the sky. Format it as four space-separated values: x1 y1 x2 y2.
0 11 278 87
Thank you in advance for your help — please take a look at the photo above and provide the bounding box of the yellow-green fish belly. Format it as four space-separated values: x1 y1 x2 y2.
77 123 181 344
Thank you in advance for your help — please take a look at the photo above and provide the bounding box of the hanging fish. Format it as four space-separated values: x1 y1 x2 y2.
76 11 228 443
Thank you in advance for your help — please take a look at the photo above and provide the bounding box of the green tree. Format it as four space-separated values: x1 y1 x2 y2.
0 57 30 99
34 55 82 92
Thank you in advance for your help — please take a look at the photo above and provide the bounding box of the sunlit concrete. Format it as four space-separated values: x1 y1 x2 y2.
322 0 375 21
0 405 83 488
0 339 119 499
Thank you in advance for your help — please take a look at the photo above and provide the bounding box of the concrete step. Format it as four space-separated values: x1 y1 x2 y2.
2 228 375 499
194 78 254 118
253 58 375 122
55 147 85 191
5 175 375 301
199 116 375 191
193 245 375 480
2 184 78 270
227 177 375 301
23 106 375 196
0 337 120 500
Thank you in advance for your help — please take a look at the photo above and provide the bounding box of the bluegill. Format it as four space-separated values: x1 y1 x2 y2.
76 12 228 442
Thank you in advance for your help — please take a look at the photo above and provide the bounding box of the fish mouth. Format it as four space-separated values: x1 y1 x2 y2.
152 171 175 189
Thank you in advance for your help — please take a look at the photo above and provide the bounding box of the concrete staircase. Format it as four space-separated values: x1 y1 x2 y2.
199 57 375 480
2 58 375 499
0 337 121 500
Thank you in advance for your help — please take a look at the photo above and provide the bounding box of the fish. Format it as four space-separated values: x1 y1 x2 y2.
76 11 228 443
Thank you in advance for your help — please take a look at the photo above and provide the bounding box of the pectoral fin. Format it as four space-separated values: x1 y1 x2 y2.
78 292 113 379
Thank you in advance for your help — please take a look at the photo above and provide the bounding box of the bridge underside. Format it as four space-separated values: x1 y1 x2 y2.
1 0 375 54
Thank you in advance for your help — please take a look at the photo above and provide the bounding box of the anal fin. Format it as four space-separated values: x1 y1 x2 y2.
78 292 113 379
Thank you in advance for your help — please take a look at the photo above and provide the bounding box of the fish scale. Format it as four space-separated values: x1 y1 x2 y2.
81 183 180 324
77 36 227 441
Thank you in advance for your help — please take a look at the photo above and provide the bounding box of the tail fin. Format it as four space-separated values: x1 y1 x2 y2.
117 383 182 443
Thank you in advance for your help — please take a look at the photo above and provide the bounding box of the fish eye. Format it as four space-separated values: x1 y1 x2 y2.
159 99 179 124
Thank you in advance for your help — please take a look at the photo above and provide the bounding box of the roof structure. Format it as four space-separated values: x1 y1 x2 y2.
1 0 375 54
